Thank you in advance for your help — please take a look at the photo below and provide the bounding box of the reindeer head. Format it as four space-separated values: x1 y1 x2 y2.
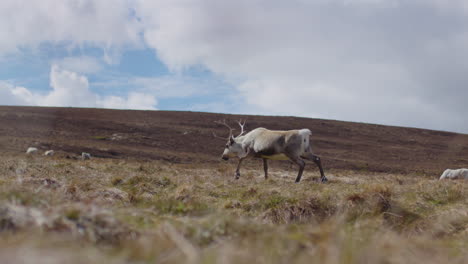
213 120 247 160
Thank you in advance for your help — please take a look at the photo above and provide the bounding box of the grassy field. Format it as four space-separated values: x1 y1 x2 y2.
0 152 467 263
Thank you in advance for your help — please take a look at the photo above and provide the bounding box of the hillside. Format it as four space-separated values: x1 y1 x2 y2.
0 106 467 263
1 106 467 176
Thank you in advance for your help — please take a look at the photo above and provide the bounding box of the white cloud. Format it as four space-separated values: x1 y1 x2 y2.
1 0 468 132
0 82 34 106
135 0 468 133
132 76 201 98
0 0 142 59
93 73 238 112
98 93 157 110
131 74 232 99
1 66 157 110
43 65 97 107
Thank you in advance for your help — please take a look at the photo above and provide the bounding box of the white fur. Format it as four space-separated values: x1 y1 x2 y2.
298 129 311 155
223 127 313 159
439 168 468 180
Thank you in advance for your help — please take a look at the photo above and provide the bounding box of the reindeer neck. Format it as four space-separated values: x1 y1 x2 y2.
234 135 246 143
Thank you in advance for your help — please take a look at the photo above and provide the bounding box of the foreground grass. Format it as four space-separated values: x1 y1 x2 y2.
0 154 466 263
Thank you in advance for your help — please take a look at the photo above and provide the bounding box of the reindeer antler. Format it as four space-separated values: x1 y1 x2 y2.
213 119 247 140
214 119 234 140
212 131 227 141
236 119 247 137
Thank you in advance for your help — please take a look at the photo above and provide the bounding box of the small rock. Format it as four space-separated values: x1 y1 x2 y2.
44 150 55 156
82 152 91 160
110 134 125 141
26 147 38 154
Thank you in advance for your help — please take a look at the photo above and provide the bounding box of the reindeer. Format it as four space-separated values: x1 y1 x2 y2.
214 120 327 183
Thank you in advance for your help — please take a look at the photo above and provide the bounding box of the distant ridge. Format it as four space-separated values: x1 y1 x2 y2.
1 105 467 175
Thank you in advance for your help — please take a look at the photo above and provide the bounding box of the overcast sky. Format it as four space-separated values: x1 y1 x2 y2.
0 0 467 133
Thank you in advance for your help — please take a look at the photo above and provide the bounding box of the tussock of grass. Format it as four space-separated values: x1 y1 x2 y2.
0 203 136 245
419 182 464 206
152 197 210 216
263 195 336 224
111 176 124 186
0 154 466 263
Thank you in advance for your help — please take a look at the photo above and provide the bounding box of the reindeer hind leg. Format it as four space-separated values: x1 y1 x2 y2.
285 154 306 183
302 153 327 183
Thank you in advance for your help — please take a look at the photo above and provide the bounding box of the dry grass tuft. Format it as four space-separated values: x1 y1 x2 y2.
0 154 466 263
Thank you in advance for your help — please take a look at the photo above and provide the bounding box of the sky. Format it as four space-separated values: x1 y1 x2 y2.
0 0 467 134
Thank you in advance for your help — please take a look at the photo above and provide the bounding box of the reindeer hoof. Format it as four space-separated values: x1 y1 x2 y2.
235 173 240 179
321 177 328 183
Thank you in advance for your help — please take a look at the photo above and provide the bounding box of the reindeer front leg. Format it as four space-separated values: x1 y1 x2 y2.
235 157 245 179
235 147 251 180
263 158 268 179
